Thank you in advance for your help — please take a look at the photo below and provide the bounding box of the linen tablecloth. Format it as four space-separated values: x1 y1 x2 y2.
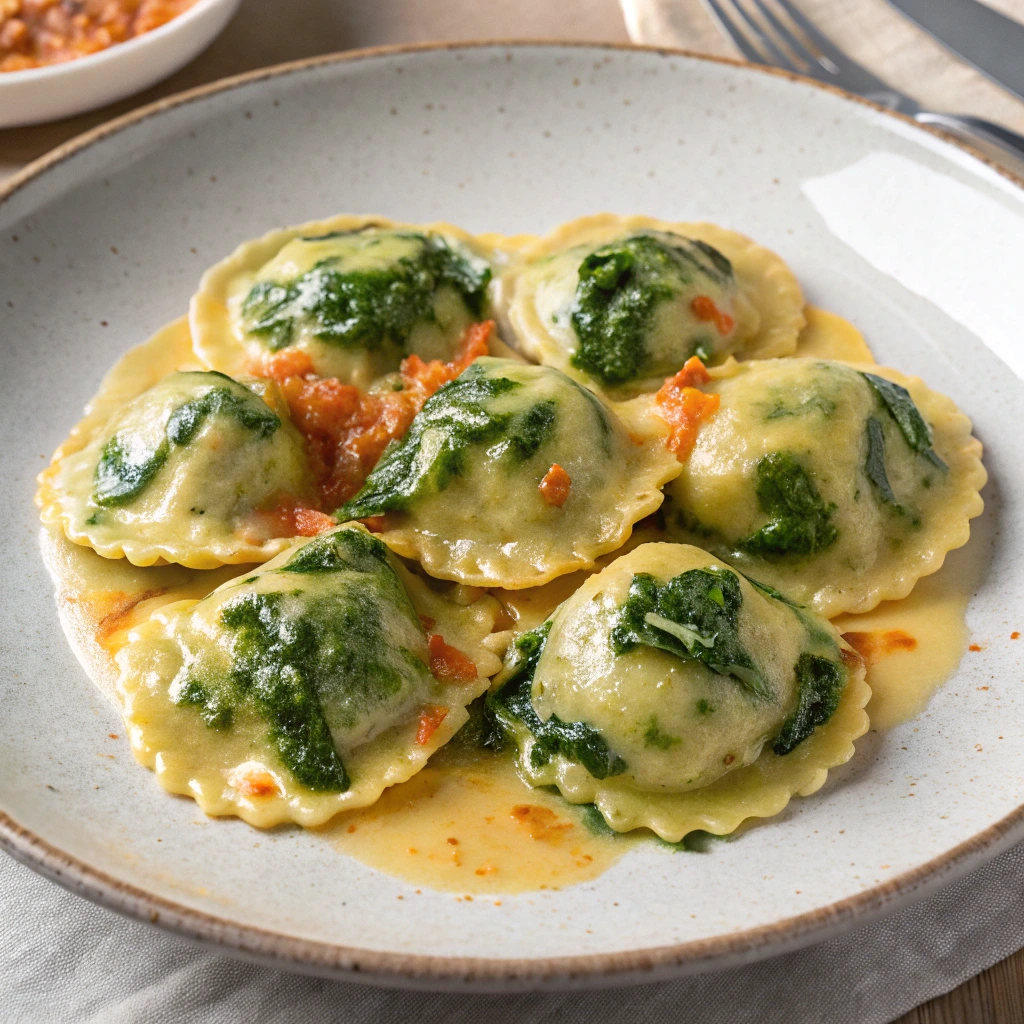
6 843 1024 1023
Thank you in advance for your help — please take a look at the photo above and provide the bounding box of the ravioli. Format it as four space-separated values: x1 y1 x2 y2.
116 525 503 827
662 359 986 615
39 369 316 569
191 215 496 386
487 542 869 841
338 357 682 588
498 213 805 397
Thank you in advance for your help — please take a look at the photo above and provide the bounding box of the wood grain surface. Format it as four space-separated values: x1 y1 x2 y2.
1 1 1022 1020
897 950 1024 1022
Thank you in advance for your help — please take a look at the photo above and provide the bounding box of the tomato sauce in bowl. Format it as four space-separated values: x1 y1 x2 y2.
1 0 199 72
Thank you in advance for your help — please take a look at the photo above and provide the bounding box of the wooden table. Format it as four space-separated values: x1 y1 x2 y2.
1 1 1020 1019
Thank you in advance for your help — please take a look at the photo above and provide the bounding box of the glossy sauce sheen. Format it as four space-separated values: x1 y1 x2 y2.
835 551 981 731
42 307 980 894
326 745 633 894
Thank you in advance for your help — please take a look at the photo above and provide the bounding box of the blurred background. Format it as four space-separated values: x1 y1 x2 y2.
3 0 1023 181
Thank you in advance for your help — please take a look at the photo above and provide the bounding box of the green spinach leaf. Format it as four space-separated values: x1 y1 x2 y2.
569 234 732 385
93 377 281 508
485 623 627 780
174 529 429 792
166 379 280 446
738 451 838 558
739 571 803 608
337 368 520 517
282 524 391 575
93 435 170 507
772 652 847 755
862 372 947 470
609 568 771 700
241 231 491 353
338 364 587 519
864 415 898 505
643 716 681 749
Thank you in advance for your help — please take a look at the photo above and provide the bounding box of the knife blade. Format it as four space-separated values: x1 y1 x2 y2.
885 0 1024 103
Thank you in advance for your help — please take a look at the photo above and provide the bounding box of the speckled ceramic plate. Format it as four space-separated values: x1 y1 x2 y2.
2 43 1023 991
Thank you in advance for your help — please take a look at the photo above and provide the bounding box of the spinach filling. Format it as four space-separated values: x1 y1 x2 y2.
173 529 430 792
772 652 847 755
738 451 839 559
240 231 491 353
762 393 837 420
609 568 771 700
338 363 604 519
857 371 949 518
569 234 733 385
93 374 281 507
861 372 947 471
864 415 898 506
485 623 627 781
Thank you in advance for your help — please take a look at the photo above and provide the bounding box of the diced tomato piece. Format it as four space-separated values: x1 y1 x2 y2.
539 463 572 507
416 705 449 745
677 355 711 387
255 349 316 382
655 365 721 461
242 498 335 540
691 295 735 336
229 766 280 798
427 633 478 682
400 320 493 393
293 507 337 536
259 322 496 513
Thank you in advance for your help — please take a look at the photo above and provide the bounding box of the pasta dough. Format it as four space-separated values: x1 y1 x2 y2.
39 368 316 569
339 357 682 588
662 358 986 615
487 542 869 841
116 524 503 827
498 213 805 397
191 215 496 386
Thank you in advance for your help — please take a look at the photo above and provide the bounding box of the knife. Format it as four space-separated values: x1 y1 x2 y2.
885 0 1024 104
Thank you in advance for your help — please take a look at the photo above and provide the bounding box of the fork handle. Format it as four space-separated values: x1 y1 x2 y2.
914 112 1024 171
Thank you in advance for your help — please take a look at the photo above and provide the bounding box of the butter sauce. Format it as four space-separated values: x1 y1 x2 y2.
324 743 634 894
834 546 984 731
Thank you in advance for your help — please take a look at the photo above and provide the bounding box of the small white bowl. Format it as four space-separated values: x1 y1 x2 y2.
0 0 241 128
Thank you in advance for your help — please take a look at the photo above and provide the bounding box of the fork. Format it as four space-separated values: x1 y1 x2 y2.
701 0 1024 165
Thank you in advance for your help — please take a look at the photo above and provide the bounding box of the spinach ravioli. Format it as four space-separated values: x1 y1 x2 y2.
191 214 496 386
486 542 869 841
663 359 987 615
338 357 682 588
115 525 503 827
39 369 315 569
498 213 805 398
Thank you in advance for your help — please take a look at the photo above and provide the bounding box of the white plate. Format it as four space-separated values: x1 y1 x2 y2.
0 0 240 128
1 43 1023 990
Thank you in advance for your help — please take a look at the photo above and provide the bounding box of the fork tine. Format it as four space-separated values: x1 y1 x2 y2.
763 0 849 69
747 0 815 70
702 0 773 66
727 0 799 70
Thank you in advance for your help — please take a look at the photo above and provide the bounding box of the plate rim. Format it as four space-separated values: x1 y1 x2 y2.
3 39 1022 988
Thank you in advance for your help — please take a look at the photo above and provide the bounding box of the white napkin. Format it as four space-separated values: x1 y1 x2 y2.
4 839 1024 1023
619 0 1024 134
